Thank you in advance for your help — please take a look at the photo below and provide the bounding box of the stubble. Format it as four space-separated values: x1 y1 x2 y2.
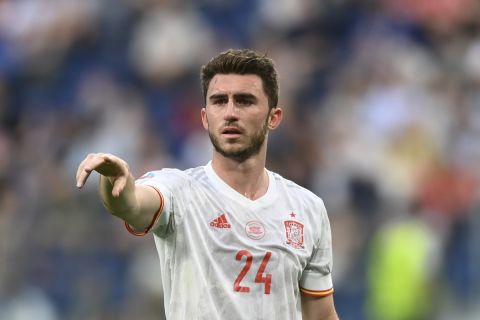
208 115 269 162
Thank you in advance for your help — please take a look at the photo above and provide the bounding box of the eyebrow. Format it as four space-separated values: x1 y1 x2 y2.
234 93 257 102
208 93 227 101
208 92 258 102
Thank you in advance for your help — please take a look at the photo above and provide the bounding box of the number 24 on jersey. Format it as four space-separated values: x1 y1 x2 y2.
234 250 272 294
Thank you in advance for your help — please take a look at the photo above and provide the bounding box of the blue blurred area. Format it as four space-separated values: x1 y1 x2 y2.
1 0 480 319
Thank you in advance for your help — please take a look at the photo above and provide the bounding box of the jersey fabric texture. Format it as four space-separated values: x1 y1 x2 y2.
135 162 334 320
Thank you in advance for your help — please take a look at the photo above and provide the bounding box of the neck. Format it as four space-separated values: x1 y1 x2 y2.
211 150 269 200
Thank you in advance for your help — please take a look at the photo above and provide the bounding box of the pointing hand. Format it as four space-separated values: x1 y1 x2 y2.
76 153 131 197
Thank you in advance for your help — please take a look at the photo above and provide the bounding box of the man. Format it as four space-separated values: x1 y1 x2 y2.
76 49 339 320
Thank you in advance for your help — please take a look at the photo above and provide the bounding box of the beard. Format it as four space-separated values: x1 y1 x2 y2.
208 116 269 162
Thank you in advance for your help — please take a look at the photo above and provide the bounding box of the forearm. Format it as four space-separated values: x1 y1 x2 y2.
76 153 162 231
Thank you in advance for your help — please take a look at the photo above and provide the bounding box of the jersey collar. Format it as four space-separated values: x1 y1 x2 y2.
204 161 277 208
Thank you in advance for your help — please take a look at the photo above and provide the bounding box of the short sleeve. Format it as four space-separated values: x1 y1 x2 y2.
299 199 334 297
135 169 189 237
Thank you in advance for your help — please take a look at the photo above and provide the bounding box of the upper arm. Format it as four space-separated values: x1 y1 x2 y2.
135 184 164 222
128 169 187 236
301 197 338 319
301 293 339 320
123 184 164 235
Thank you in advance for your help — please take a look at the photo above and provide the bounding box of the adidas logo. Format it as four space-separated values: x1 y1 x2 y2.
210 213 231 229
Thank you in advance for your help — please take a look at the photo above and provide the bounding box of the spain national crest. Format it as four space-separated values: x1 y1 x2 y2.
284 220 304 249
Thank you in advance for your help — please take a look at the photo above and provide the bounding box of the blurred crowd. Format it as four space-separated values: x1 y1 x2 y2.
1 0 480 319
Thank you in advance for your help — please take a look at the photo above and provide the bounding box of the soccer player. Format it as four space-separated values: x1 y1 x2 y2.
76 49 339 320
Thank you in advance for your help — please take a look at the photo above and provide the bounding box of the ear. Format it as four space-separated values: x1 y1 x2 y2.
268 107 283 130
201 107 209 130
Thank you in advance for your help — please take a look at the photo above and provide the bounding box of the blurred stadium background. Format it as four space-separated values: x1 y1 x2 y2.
1 0 480 319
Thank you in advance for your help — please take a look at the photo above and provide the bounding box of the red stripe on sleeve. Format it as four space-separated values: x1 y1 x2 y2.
300 287 334 297
125 185 164 236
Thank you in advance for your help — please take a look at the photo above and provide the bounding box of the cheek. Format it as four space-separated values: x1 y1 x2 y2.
255 113 270 128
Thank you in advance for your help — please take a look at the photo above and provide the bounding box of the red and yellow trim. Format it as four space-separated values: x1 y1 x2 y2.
300 287 334 297
125 185 164 236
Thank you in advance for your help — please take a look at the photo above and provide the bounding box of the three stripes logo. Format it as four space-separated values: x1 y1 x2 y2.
210 213 231 229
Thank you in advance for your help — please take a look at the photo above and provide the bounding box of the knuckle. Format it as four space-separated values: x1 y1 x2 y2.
121 160 130 172
87 153 102 159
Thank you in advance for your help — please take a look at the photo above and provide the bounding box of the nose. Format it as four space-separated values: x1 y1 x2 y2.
224 99 239 121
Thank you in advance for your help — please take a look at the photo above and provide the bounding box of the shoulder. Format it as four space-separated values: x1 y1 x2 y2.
271 171 327 210
137 165 207 185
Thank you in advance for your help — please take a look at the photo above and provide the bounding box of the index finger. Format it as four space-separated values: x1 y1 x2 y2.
76 153 108 188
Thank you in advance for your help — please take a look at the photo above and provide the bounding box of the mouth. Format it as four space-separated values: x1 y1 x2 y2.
221 126 243 138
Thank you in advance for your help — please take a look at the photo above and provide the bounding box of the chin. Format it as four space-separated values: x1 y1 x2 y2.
209 131 261 161
221 147 246 157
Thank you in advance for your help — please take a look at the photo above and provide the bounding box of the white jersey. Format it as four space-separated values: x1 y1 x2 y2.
135 162 334 320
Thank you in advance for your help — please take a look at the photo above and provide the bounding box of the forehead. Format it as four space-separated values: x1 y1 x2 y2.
207 74 266 98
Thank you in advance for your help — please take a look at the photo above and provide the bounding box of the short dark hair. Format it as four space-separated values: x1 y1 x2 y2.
201 49 279 108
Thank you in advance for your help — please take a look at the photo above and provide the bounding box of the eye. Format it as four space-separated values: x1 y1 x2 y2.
212 98 228 105
236 98 253 106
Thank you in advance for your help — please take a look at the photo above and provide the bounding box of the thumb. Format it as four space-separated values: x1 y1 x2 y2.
111 175 128 198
